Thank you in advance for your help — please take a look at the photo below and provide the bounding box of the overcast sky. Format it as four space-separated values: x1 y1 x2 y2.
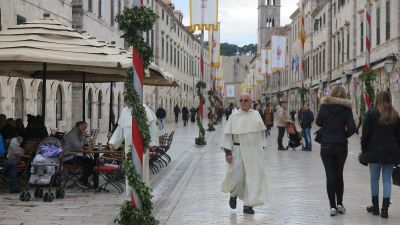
172 0 298 47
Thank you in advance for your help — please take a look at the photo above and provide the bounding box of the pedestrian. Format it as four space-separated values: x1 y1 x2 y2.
316 85 356 216
174 104 181 123
225 103 233 121
0 133 20 193
263 103 273 135
300 103 314 151
290 110 296 122
221 93 268 214
182 106 189 126
190 107 196 124
276 99 288 150
298 107 304 125
155 105 167 130
361 91 400 219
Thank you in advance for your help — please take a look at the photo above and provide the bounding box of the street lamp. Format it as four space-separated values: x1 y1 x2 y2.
385 55 395 94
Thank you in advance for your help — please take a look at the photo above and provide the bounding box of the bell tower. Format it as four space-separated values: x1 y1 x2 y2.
258 0 281 53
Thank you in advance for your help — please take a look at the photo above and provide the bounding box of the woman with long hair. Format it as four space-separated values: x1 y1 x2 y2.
361 91 400 218
316 85 356 216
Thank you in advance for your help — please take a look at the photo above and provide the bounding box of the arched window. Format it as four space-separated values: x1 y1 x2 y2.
56 85 63 122
98 90 102 129
87 89 93 120
14 79 24 119
117 93 121 119
37 82 43 115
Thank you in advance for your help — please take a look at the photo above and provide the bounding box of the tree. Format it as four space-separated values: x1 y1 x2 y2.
220 43 239 56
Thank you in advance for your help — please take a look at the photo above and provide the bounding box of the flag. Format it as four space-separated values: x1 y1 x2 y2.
208 28 220 68
272 36 286 72
190 0 218 31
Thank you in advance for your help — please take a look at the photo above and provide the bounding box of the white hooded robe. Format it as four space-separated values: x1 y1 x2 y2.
221 108 268 207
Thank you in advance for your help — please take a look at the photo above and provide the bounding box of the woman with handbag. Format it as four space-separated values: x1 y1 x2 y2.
316 86 356 216
361 91 400 219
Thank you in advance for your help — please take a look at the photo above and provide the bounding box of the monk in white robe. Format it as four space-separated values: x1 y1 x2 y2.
221 93 268 214
108 104 158 188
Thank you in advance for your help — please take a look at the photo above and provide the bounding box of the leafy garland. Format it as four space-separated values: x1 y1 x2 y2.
298 87 309 106
359 69 377 124
195 81 207 146
207 90 216 131
115 6 159 225
115 6 159 67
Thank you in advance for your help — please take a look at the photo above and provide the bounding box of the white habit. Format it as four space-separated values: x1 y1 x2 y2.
108 105 158 188
221 108 268 207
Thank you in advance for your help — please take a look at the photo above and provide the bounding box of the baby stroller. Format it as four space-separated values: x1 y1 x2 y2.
286 122 303 150
19 137 65 202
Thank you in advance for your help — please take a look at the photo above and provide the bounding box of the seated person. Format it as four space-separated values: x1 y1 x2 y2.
63 121 96 189
0 134 20 193
7 136 27 163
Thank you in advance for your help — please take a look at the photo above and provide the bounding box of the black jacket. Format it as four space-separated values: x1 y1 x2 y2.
300 109 314 128
156 108 166 119
182 107 189 120
361 109 400 164
316 96 356 145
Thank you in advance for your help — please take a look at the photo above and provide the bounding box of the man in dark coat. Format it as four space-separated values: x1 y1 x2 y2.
300 104 314 151
182 106 189 126
174 104 181 123
155 105 167 130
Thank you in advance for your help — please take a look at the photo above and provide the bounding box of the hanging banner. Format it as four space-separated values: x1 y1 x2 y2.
209 28 220 68
272 36 286 72
226 84 235 97
261 49 272 76
190 0 219 31
211 57 223 80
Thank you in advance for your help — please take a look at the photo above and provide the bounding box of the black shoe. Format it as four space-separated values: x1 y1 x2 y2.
278 147 287 151
243 206 254 214
229 196 237 209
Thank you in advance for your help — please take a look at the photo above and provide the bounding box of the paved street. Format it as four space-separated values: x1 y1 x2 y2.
1 120 400 225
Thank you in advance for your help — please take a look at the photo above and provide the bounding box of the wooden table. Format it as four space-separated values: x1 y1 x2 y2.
82 148 113 189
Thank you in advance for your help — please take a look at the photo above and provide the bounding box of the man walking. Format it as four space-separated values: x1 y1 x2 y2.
181 106 189 126
300 104 314 151
174 104 180 123
276 99 288 150
221 93 268 214
155 105 166 130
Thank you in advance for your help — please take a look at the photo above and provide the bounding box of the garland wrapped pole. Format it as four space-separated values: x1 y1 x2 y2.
207 90 216 131
115 3 159 225
196 81 207 146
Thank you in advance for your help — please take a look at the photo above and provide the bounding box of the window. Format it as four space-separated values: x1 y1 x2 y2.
56 85 63 122
161 37 164 59
333 38 336 67
151 29 154 50
117 93 121 119
89 0 93 12
385 1 390 41
170 43 173 64
323 48 325 73
17 15 26 25
166 41 169 62
174 47 176 66
98 91 102 119
118 0 121 14
111 0 114 25
0 8 2 31
376 7 380 45
98 0 102 18
14 79 24 119
37 83 43 115
87 89 93 119
166 15 169 25
342 33 344 63
162 10 164 20
360 22 364 52
347 30 350 60
338 38 341 65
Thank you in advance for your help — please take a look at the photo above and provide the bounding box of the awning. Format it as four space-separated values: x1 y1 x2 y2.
144 64 179 87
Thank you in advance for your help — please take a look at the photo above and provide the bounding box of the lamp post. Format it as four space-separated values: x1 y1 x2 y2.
384 56 395 95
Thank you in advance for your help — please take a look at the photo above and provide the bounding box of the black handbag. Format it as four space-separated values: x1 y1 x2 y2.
314 128 322 144
358 152 368 166
393 165 400 186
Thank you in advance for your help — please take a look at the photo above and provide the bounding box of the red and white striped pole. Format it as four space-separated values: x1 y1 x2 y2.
365 0 372 70
130 0 144 209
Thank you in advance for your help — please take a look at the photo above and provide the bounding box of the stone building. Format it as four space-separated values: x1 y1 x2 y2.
143 0 210 122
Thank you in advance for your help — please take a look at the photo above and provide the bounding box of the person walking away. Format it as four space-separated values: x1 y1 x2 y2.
300 104 314 151
156 105 167 130
190 107 196 124
221 93 268 214
361 91 400 219
276 100 288 150
316 85 356 216
263 103 274 135
174 104 181 123
290 110 296 122
182 106 189 126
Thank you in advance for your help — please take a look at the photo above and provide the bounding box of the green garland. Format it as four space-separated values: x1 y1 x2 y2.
298 87 309 106
115 6 158 67
359 69 377 124
207 90 215 131
115 5 159 225
195 81 207 146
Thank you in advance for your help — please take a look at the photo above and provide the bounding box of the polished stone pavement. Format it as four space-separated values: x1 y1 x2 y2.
1 120 400 225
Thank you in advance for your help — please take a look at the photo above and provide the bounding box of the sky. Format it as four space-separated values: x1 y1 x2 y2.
172 0 298 47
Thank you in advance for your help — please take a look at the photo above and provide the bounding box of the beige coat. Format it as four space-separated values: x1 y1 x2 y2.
275 105 287 127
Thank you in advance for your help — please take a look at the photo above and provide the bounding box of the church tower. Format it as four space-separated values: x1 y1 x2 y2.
258 0 281 53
